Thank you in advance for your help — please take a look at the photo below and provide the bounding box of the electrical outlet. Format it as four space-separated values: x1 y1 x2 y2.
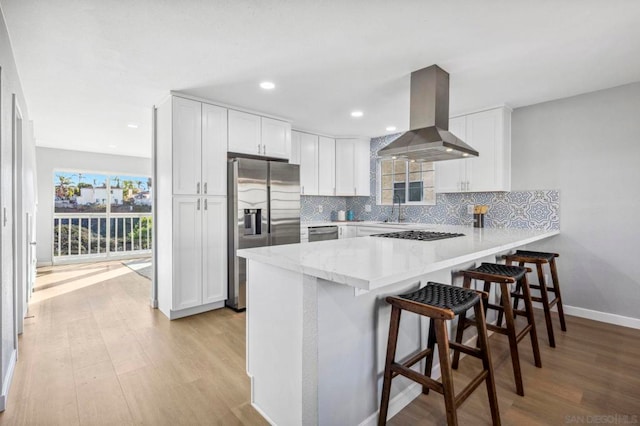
365 204 372 212
318 205 323 213
467 205 475 215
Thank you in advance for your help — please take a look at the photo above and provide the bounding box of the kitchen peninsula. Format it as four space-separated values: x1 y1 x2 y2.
238 225 559 426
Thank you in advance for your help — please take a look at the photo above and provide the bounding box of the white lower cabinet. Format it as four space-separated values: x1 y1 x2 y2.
170 196 227 314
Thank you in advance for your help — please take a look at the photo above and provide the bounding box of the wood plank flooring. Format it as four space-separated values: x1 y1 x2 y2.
1 260 639 425
0 261 267 426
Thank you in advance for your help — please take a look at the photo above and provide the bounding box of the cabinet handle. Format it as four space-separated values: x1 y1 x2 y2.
301 185 304 195
197 182 201 194
354 187 356 196
334 187 336 196
197 199 201 210
263 144 266 155
204 182 207 194
204 199 208 210
257 143 261 154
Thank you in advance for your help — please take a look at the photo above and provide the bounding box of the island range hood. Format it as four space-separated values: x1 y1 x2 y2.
378 65 479 161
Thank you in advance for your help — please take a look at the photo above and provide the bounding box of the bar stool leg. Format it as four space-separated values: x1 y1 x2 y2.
423 319 437 394
536 263 556 347
473 298 501 426
379 306 401 426
550 258 567 332
519 275 542 368
499 282 525 396
434 318 458 426
452 276 472 369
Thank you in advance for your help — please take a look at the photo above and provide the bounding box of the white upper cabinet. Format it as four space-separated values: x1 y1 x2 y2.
172 97 227 196
335 139 356 196
290 130 301 165
435 107 511 193
228 110 291 160
261 117 291 159
318 136 336 196
354 138 371 196
201 103 228 196
228 109 262 156
299 132 319 196
335 138 370 196
172 97 202 195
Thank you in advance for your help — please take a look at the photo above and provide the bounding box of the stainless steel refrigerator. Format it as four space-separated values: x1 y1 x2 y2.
227 158 300 311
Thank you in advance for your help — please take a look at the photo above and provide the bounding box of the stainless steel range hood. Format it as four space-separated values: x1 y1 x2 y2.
378 65 479 161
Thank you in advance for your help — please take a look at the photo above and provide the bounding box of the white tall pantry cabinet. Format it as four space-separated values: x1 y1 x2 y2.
155 95 228 319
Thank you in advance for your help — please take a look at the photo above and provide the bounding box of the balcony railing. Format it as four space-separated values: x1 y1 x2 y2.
53 213 152 260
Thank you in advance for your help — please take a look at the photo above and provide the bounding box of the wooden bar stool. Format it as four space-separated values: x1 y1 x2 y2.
378 282 500 426
503 250 567 347
452 263 542 397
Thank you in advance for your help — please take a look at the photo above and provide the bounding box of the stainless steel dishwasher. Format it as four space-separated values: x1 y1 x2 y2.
308 226 339 242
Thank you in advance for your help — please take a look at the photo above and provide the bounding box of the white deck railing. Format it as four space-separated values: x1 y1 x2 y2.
53 212 152 261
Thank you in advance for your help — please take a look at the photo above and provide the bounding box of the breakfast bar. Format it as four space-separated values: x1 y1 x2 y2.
238 225 559 426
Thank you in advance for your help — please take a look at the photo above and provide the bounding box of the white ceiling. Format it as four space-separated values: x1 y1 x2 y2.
3 0 640 158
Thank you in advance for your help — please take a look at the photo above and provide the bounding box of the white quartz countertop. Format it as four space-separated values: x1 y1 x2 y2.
238 225 559 291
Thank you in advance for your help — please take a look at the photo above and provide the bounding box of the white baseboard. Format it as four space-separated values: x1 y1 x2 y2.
0 349 17 412
168 300 225 320
564 305 640 330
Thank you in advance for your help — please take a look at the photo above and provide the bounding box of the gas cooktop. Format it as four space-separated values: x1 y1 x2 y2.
372 230 465 241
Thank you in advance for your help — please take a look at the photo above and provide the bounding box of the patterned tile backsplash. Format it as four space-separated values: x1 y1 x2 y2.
301 135 560 230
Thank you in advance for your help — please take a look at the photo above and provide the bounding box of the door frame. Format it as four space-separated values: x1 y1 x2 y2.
12 94 24 337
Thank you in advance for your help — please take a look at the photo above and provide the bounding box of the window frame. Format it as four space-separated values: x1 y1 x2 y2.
376 158 436 206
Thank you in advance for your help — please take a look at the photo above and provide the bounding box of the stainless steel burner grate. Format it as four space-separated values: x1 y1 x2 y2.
372 230 465 241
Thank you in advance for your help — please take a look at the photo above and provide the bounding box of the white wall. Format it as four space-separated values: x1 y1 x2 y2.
35 147 151 265
512 82 640 322
0 6 37 411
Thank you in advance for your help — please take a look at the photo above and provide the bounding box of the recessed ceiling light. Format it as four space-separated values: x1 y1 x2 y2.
386 126 396 131
351 110 363 118
127 123 139 129
445 148 453 152
260 81 275 90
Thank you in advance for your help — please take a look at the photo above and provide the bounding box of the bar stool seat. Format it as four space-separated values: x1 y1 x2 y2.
503 250 567 348
378 283 500 426
452 263 542 397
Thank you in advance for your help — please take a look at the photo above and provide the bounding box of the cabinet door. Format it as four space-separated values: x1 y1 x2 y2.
465 108 506 192
228 110 262 156
173 197 203 310
318 136 335 196
290 130 302 165
202 196 227 304
435 116 467 193
261 117 291 159
354 138 370 196
335 139 356 196
172 97 202 195
299 133 319 195
202 103 228 196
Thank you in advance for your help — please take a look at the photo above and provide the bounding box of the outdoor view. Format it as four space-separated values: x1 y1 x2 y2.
53 171 153 258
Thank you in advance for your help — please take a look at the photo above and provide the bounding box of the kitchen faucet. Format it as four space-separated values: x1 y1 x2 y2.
393 193 405 223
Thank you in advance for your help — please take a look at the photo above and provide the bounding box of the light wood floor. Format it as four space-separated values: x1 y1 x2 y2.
1 261 639 425
0 261 267 425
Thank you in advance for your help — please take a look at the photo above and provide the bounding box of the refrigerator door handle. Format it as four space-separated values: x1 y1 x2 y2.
197 199 201 210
